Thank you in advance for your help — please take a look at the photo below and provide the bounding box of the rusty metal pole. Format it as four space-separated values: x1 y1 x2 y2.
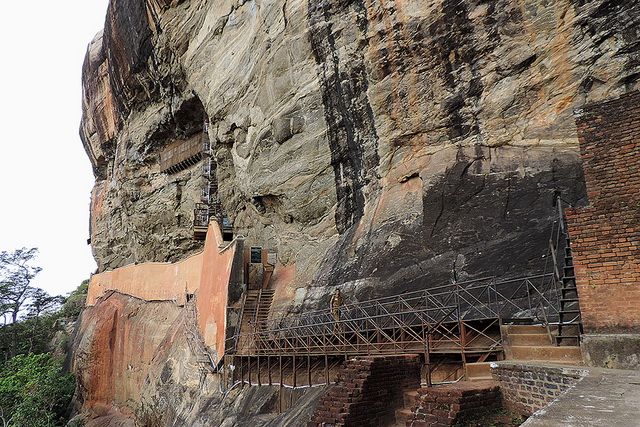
278 355 283 413
257 355 261 386
292 354 297 388
324 354 329 385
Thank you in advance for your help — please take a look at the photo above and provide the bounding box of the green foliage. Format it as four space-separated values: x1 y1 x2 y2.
58 281 88 319
0 248 42 324
0 314 62 364
0 353 74 427
0 279 89 362
0 249 87 426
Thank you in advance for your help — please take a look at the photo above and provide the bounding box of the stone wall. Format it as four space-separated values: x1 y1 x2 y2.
408 380 500 426
491 362 587 416
86 222 239 358
309 355 420 426
566 91 640 334
195 223 241 361
86 253 202 306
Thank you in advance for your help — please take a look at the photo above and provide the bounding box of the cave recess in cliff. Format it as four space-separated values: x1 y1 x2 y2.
152 97 207 174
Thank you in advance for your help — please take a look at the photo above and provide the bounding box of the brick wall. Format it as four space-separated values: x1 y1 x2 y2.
566 91 640 333
491 362 587 416
408 380 500 426
309 355 420 426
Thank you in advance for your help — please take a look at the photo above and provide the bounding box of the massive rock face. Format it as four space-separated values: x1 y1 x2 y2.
75 0 640 423
81 0 640 307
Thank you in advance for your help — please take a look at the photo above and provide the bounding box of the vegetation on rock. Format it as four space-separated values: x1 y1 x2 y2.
0 248 88 426
0 354 75 427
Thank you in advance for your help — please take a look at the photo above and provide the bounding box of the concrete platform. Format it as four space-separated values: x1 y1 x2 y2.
523 367 640 426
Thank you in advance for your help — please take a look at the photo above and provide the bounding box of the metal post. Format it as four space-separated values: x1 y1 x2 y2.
268 356 272 386
257 355 261 386
292 355 297 388
307 355 312 387
223 356 228 391
278 356 283 413
557 196 565 234
493 280 503 327
324 354 329 385
425 323 432 387
460 321 468 377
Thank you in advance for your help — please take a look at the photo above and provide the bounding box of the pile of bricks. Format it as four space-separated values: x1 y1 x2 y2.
408 380 500 426
309 355 420 426
491 362 587 416
566 90 640 333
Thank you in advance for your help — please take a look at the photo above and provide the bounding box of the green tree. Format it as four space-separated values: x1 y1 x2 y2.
0 248 42 324
0 353 74 427
26 289 64 320
58 281 88 319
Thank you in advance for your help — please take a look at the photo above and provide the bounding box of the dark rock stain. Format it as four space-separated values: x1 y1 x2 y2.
104 0 156 118
307 0 380 234
427 1 484 139
572 0 640 90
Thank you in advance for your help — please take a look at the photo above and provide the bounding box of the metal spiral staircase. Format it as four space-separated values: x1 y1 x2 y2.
193 120 232 240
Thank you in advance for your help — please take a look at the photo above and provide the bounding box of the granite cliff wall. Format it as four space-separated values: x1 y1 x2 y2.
74 0 640 424
80 0 640 311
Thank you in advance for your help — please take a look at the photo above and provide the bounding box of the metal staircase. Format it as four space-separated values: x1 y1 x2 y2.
550 197 583 346
240 289 275 334
194 120 231 240
556 236 583 346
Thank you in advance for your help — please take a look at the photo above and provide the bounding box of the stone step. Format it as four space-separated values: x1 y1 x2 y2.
465 362 491 379
517 359 584 366
509 333 554 346
556 335 580 346
395 408 413 424
469 375 494 382
510 345 582 363
403 390 419 408
503 324 549 335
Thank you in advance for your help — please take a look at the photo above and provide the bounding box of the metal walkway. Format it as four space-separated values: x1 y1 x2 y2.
231 274 560 357
223 273 563 388
219 198 580 389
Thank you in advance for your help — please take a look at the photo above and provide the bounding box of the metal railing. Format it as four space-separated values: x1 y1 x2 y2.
193 203 211 228
231 273 559 358
202 158 212 177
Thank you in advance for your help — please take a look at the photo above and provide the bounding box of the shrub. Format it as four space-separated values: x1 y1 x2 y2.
0 353 75 426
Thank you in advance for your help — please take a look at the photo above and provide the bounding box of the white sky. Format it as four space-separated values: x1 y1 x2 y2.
0 1 109 296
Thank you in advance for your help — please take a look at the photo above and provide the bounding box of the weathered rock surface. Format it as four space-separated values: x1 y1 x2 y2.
76 0 640 424
70 291 323 426
81 0 640 304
